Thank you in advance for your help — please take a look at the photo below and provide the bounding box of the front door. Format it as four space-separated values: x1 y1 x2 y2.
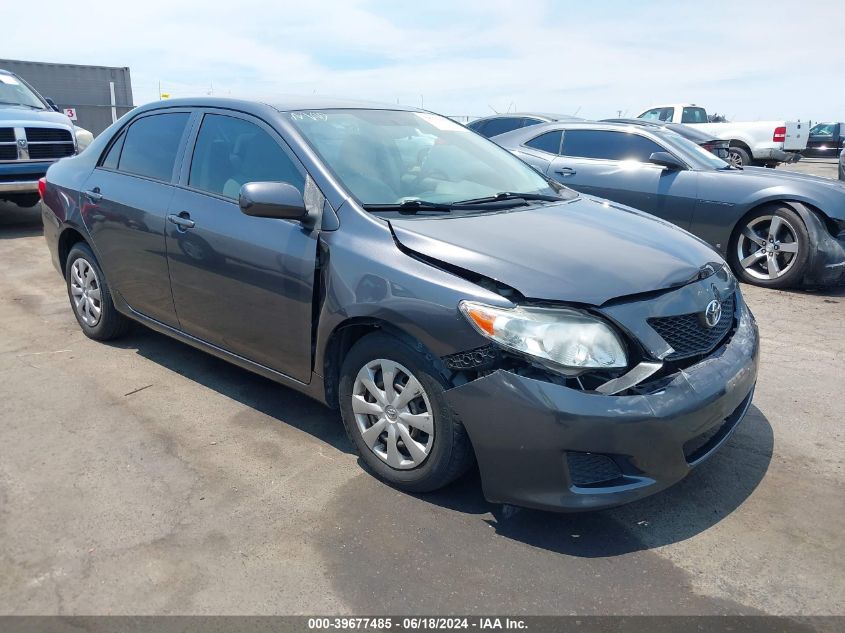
548 128 698 230
165 111 318 382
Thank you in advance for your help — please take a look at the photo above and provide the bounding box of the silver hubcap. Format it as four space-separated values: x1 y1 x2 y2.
729 150 744 168
70 258 102 326
351 359 434 470
736 215 800 280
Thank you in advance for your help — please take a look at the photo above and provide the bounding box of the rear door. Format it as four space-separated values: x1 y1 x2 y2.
81 110 192 327
547 129 699 229
164 110 318 382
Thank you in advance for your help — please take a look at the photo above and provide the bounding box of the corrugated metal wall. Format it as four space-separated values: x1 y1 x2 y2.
0 59 134 136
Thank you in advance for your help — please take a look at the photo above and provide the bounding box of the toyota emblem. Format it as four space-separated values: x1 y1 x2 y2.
704 299 722 328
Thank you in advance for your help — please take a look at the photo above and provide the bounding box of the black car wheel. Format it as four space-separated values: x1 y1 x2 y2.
65 243 130 340
728 146 751 168
729 205 810 288
338 332 474 492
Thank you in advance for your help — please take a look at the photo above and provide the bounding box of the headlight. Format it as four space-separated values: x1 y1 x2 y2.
459 301 628 371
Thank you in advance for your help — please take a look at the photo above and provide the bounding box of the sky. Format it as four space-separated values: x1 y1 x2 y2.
3 0 843 122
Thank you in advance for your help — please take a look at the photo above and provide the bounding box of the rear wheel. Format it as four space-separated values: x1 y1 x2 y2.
338 333 474 492
729 205 810 288
66 243 130 340
728 146 752 168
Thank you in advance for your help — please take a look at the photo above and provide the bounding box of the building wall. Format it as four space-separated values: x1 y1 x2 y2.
0 59 134 136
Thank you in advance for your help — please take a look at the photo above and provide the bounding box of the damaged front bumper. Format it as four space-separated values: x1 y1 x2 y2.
445 299 760 512
797 204 845 286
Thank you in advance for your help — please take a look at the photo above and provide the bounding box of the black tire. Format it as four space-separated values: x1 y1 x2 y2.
338 332 474 492
728 205 810 288
65 243 130 340
728 146 752 168
6 193 41 208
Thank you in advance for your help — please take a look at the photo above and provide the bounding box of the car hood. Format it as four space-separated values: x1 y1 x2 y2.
0 106 73 128
739 165 845 190
389 196 724 306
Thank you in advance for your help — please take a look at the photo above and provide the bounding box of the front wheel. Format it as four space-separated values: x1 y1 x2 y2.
728 205 810 288
338 333 474 492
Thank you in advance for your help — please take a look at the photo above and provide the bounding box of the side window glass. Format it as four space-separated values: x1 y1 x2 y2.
483 118 523 137
640 109 661 121
189 114 305 200
524 131 563 154
118 113 190 182
681 107 707 124
100 131 125 170
810 123 834 137
659 108 674 122
562 130 665 162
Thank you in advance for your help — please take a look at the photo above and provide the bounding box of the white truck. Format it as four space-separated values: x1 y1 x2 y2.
637 104 809 168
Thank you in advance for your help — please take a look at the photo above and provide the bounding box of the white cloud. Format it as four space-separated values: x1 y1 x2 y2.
3 0 843 120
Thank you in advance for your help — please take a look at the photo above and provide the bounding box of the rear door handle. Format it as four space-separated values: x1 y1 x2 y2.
83 188 103 202
555 167 577 176
167 213 195 230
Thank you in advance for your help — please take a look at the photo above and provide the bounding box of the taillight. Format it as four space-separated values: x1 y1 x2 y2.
38 177 47 199
773 126 786 143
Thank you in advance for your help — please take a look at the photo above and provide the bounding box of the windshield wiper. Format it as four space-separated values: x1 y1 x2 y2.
0 101 42 109
363 200 453 214
454 192 563 206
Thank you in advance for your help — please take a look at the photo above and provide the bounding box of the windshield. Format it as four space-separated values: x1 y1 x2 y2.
655 129 730 170
0 74 46 109
288 109 560 206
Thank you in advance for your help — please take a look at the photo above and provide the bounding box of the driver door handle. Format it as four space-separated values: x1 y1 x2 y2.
555 167 576 176
83 188 103 202
167 212 195 230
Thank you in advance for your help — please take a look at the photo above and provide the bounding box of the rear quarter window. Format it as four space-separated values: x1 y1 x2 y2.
524 131 563 154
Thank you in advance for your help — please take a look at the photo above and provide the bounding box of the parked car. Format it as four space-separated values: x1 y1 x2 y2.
602 118 731 160
0 68 78 208
840 148 844 181
41 97 759 513
466 112 582 138
803 122 845 159
494 121 845 288
637 103 809 168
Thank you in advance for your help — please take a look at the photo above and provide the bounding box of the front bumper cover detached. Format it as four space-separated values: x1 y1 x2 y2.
445 300 760 512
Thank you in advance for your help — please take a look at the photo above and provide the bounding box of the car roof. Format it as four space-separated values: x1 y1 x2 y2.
601 118 722 143
491 119 677 145
472 112 582 123
134 96 425 114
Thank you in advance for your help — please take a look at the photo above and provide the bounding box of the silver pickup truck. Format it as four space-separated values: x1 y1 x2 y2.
637 103 809 168
0 68 77 208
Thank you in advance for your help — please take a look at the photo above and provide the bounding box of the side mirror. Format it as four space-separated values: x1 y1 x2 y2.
45 98 60 112
648 151 685 170
239 182 307 220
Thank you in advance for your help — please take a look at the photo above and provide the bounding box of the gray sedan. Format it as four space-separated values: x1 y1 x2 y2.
494 121 845 288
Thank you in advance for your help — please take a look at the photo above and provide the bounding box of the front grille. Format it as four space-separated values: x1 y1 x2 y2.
0 145 16 160
27 143 75 159
0 128 14 143
567 452 623 486
25 127 73 143
648 294 735 361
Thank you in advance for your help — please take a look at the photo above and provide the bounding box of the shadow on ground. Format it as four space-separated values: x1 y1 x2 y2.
112 317 773 558
109 326 352 454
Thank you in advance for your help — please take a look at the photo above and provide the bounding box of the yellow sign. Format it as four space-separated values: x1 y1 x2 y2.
160 93 170 99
